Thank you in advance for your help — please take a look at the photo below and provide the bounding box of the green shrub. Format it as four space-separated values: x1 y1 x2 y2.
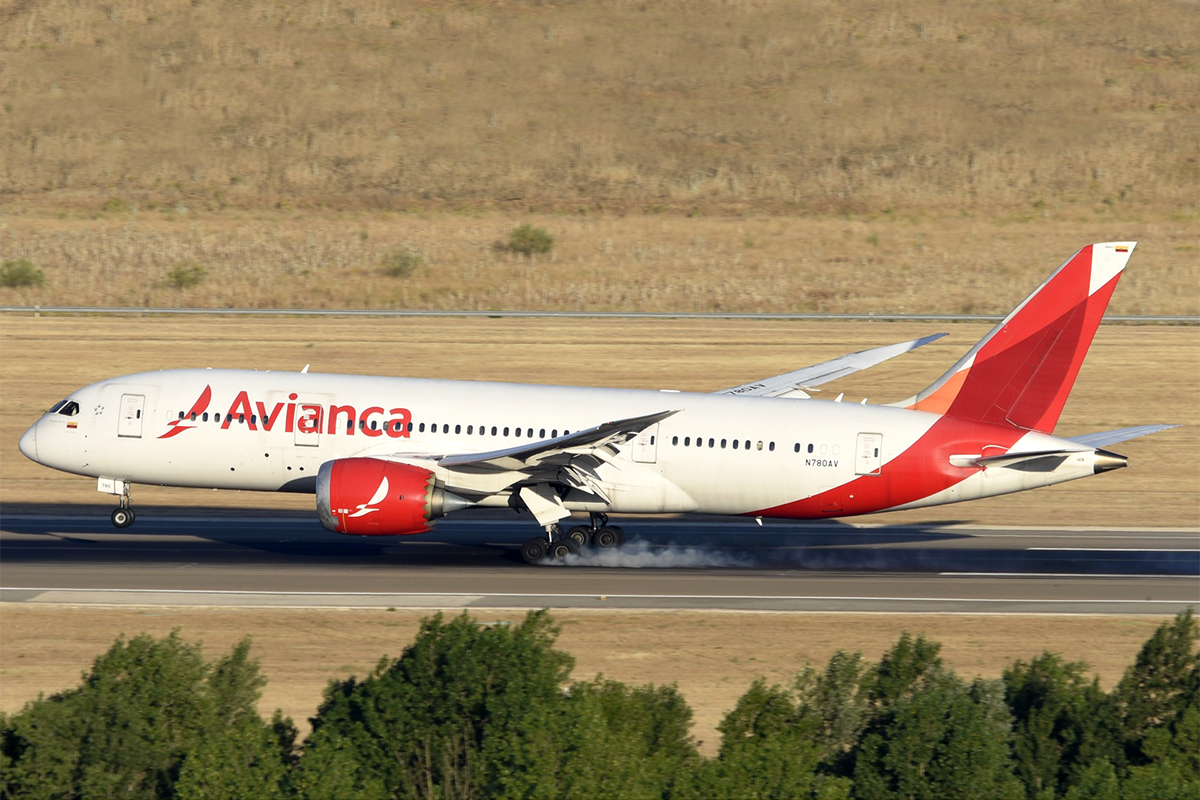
381 249 421 278
0 259 44 288
506 223 554 255
166 262 208 289
102 197 129 213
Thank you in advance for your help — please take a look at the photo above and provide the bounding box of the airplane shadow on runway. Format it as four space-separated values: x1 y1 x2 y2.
1 504 1194 576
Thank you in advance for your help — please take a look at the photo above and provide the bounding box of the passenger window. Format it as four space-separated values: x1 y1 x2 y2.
527 428 534 438
708 438 714 448
672 436 679 445
238 414 244 423
491 426 498 435
540 429 546 438
769 442 775 451
733 439 739 449
178 411 185 419
190 412 197 421
408 422 414 432
419 422 426 433
251 415 257 425
794 443 800 453
372 420 378 430
136 410 142 419
720 439 726 449
756 441 763 450
808 443 814 453
203 412 209 422
358 419 364 430
443 424 449 434
467 425 473 434
551 429 558 438
455 424 461 434
515 427 522 438
684 436 690 446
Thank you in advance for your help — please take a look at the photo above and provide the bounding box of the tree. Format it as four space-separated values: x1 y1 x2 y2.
1112 609 1199 771
846 633 1023 800
298 610 574 799
555 679 698 799
0 632 291 800
1003 652 1121 798
683 679 821 799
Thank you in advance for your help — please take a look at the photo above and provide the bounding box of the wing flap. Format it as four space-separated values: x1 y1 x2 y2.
717 333 947 398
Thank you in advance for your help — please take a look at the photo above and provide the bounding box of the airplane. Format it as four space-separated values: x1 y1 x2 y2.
18 242 1175 564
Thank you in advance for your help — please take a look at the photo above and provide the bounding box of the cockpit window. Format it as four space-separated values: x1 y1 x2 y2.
57 401 80 417
48 400 68 414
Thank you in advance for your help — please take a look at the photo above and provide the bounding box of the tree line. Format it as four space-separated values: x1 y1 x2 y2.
2 610 1196 800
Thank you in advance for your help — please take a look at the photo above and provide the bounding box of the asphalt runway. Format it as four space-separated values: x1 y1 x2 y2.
1 511 1196 615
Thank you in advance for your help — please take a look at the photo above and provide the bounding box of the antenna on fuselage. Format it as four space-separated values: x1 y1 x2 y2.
301 364 310 373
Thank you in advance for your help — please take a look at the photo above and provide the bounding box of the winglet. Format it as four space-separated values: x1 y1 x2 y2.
891 242 1135 433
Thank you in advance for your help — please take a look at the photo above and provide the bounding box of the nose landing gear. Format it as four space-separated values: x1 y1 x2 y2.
103 479 136 528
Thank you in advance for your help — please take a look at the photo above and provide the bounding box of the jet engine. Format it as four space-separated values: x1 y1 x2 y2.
316 458 473 535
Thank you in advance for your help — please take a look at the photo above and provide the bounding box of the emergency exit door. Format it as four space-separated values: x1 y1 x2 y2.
632 423 659 463
855 432 883 475
118 394 145 438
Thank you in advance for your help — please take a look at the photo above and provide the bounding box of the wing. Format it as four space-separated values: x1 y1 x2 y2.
715 333 947 398
436 409 677 471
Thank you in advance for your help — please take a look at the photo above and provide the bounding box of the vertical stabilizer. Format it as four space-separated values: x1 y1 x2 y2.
892 242 1135 433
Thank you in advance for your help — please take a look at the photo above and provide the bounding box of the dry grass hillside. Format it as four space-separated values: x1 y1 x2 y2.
3 0 1197 215
1 1 1197 312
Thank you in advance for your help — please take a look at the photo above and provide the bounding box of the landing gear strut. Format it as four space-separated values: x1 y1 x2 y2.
110 483 135 529
520 514 626 564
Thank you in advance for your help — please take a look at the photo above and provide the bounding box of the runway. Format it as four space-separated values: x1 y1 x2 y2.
1 511 1196 614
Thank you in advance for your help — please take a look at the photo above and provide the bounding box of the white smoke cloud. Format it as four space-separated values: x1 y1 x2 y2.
557 540 750 569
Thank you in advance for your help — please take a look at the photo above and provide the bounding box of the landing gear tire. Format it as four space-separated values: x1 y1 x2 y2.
546 539 580 560
593 526 620 549
610 526 626 546
111 508 135 529
521 537 549 564
566 525 592 548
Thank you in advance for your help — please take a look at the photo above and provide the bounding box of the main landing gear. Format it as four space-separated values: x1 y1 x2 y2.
520 513 627 565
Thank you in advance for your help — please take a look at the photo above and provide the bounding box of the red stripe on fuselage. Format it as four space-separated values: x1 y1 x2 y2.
752 415 1028 519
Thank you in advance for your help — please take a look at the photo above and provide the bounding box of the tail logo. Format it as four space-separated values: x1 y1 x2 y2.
158 385 212 439
348 477 390 518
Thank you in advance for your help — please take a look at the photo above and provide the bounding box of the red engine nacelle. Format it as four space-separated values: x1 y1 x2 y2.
316 458 471 535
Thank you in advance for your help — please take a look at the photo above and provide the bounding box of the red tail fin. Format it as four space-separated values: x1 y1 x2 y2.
893 242 1135 433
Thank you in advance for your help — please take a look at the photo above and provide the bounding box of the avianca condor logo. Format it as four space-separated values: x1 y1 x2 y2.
159 385 212 439
348 477 389 518
159 387 413 440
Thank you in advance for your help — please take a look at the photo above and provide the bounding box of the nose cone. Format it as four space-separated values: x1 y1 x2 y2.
19 423 38 462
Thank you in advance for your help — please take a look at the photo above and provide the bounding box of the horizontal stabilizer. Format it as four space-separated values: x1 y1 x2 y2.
1067 424 1178 449
717 333 947 398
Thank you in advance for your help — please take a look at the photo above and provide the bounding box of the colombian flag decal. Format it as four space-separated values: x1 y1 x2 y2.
67 422 78 429
1115 246 1128 252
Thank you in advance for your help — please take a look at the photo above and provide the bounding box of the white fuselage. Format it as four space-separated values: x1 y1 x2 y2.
21 368 1106 522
